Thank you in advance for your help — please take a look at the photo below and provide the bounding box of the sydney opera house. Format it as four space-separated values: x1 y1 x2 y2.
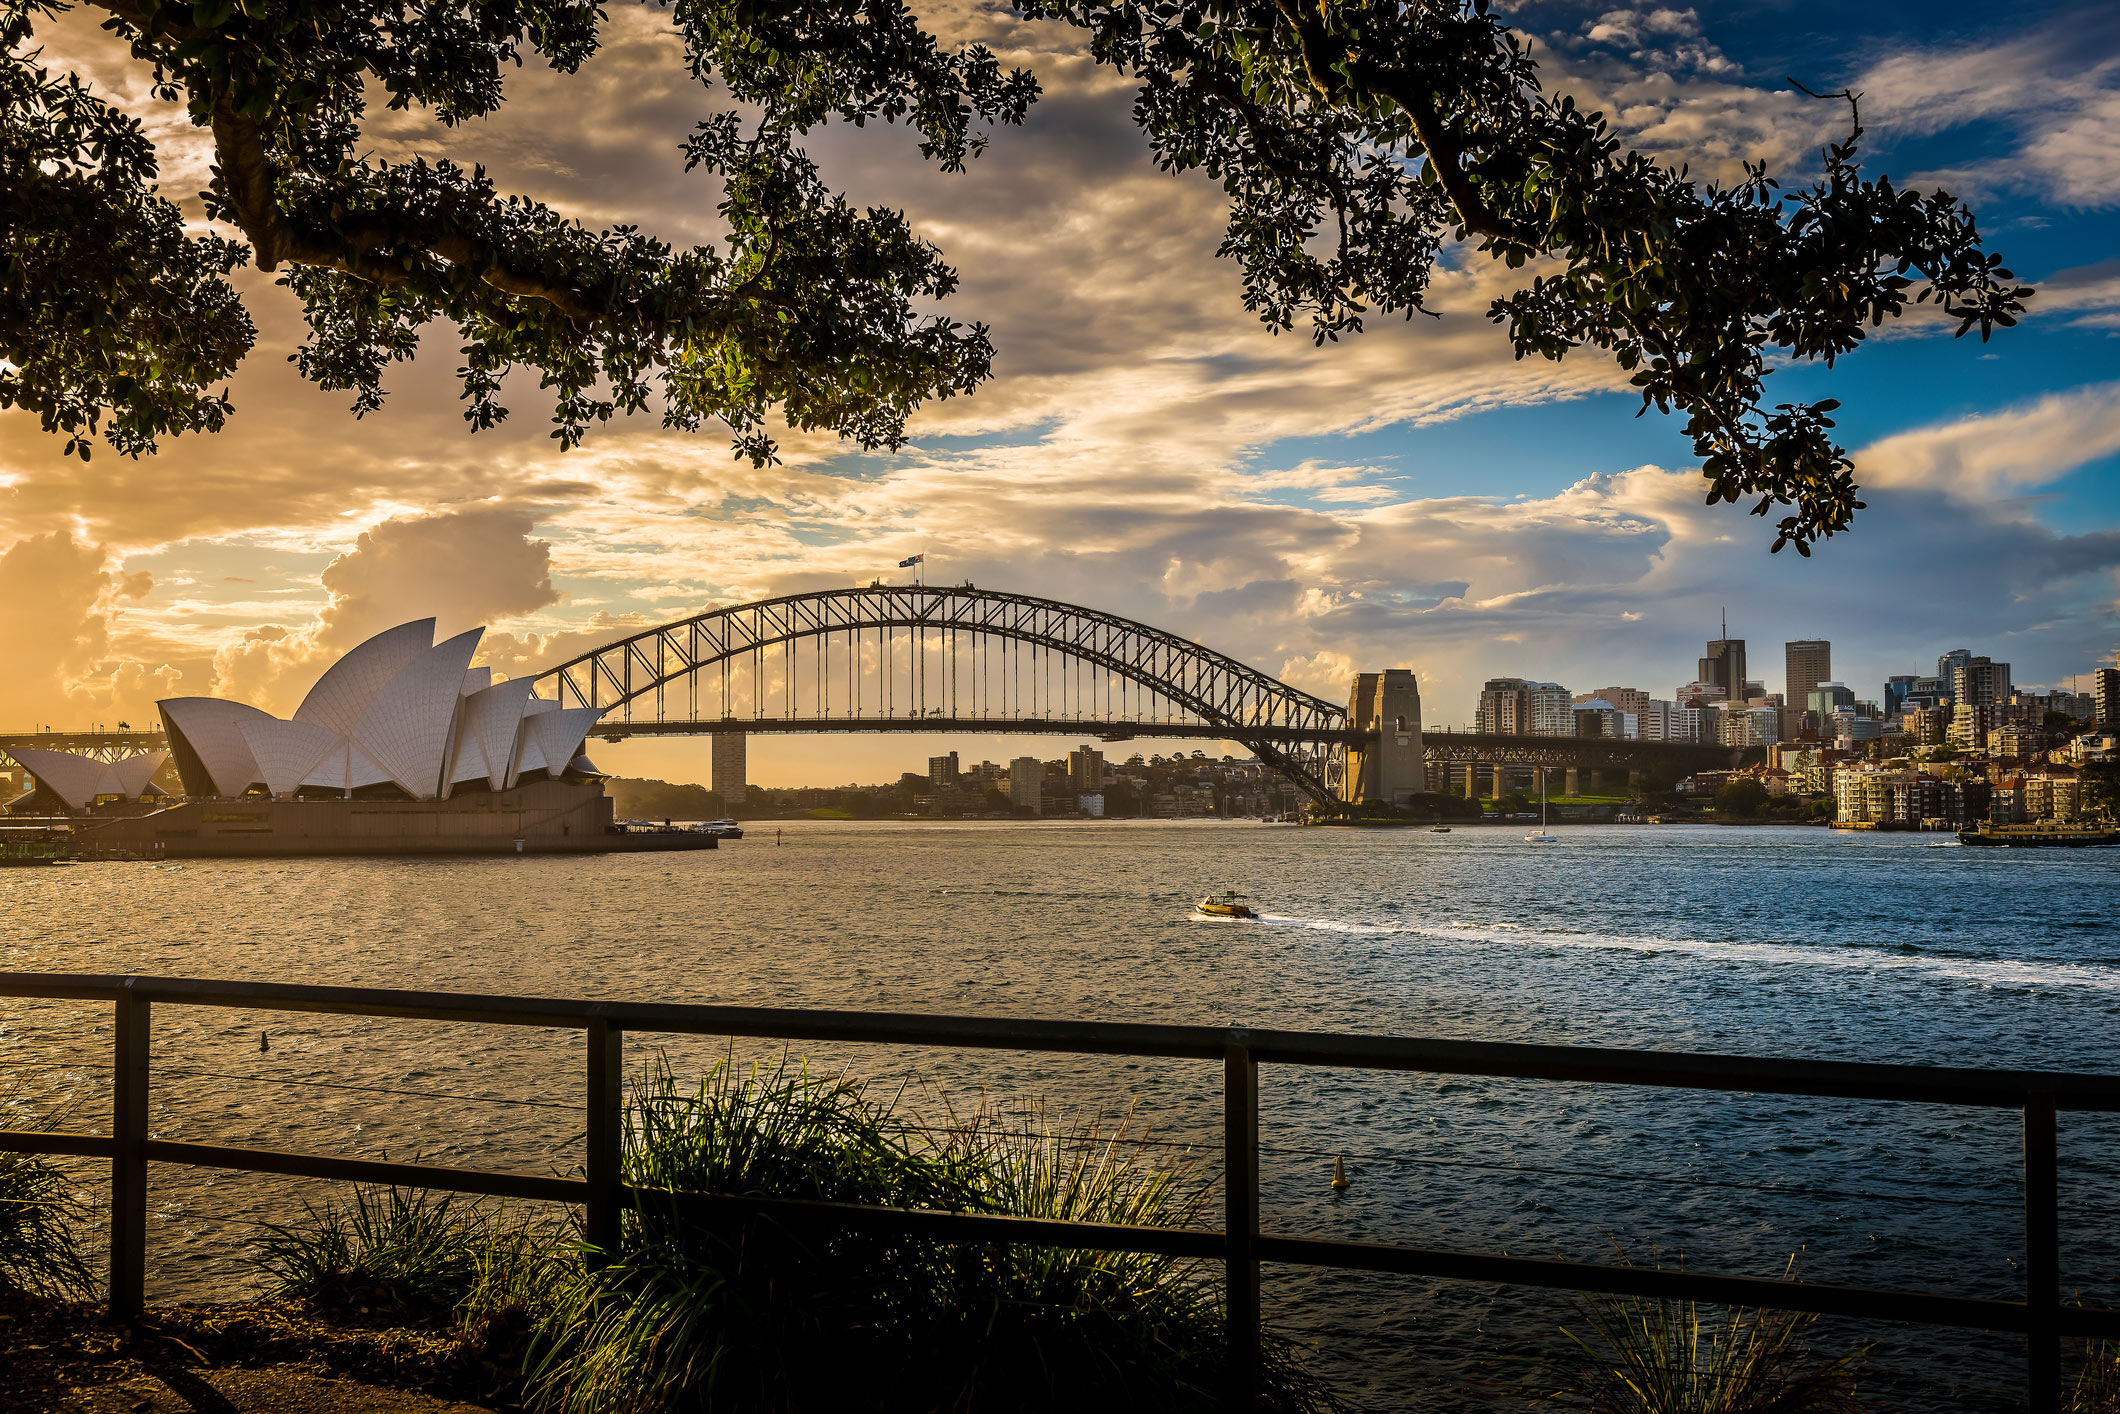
9 620 710 857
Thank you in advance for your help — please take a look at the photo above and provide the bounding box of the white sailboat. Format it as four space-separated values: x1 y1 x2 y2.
1525 767 1559 843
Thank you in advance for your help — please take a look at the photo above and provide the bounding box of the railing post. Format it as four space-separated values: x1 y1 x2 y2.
110 988 150 1320
2024 1091 2059 1413
1225 1033 1260 1413
585 1018 624 1264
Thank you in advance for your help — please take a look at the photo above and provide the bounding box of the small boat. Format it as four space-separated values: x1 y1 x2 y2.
1525 770 1559 843
688 818 745 839
1429 816 1451 833
1195 890 1258 920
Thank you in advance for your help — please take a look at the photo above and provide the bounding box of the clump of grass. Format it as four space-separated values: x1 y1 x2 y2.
928 1098 1334 1412
0 1149 96 1300
2071 1332 2120 1414
525 1053 984 1413
252 1184 562 1328
525 1053 1337 1414
1492 1256 1867 1414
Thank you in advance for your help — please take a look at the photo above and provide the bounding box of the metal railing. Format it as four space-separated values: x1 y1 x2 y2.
4 972 2118 1411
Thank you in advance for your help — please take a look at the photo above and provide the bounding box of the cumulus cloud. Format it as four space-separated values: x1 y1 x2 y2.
208 505 561 712
1579 6 1738 76
1856 381 2120 500
0 532 175 726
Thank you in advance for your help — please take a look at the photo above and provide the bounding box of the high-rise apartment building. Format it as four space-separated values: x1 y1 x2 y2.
1718 702 1781 748
1639 699 1707 743
1067 745 1105 791
1576 686 1651 718
1476 678 1529 734
710 732 748 805
927 752 959 788
1784 639 1830 737
1697 612 1747 703
2094 657 2120 732
1937 648 1973 687
1475 678 1570 737
1952 656 2012 708
1008 756 1043 814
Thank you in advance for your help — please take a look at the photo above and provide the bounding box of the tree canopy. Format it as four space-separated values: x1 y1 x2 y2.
1 0 2030 550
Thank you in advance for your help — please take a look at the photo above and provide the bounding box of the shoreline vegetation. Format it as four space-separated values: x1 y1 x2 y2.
7 1068 2116 1412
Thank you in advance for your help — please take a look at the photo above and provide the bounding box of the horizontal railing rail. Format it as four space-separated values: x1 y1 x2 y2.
4 972 2117 1411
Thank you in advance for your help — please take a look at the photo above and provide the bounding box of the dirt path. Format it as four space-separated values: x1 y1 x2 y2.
1 1291 516 1413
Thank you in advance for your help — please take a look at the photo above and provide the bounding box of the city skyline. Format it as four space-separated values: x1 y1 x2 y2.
3 0 2117 789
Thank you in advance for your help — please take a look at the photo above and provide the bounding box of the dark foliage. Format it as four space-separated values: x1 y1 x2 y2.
0 1149 95 1299
2 0 2026 546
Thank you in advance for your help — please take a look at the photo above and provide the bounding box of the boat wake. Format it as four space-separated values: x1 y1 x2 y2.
1256 914 2120 993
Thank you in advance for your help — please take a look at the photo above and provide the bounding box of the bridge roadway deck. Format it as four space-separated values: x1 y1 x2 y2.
592 718 1739 769
2 725 1736 776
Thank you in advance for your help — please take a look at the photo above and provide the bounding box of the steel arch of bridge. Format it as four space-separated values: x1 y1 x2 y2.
531 585 1351 802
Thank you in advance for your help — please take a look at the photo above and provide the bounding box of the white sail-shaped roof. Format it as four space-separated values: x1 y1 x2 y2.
350 627 483 799
238 718 342 797
528 707 604 781
448 678 537 792
508 696 562 785
107 750 169 798
161 697 276 796
293 619 434 738
10 748 110 811
461 667 493 696
10 749 168 811
297 739 398 793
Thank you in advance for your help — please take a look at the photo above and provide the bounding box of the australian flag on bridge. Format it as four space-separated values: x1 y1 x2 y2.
898 554 924 568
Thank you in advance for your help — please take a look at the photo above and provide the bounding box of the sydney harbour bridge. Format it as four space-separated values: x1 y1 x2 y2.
3 585 1736 807
524 585 1737 805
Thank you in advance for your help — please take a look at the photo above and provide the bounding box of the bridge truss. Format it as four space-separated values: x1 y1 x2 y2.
0 731 170 767
533 585 1354 801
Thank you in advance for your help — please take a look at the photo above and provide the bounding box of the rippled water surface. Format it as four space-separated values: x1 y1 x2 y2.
5 820 2118 1408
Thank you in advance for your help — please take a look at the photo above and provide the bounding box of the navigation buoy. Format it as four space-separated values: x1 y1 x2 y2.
259 1031 269 1053
1330 1155 1350 1191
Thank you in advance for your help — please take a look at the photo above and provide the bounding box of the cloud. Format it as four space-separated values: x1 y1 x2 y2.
2035 258 2120 330
1578 7 1738 77
0 531 177 726
1855 381 2120 500
1853 20 2120 207
208 505 561 712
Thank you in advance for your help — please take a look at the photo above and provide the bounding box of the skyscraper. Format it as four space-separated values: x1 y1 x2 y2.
1782 639 1830 739
1698 611 1746 703
1883 675 1918 718
1937 648 1973 688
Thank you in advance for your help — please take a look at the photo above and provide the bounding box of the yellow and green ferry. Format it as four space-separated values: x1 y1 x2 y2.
1956 820 2119 848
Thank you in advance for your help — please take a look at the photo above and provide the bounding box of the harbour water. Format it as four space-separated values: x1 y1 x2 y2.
4 820 2117 1408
